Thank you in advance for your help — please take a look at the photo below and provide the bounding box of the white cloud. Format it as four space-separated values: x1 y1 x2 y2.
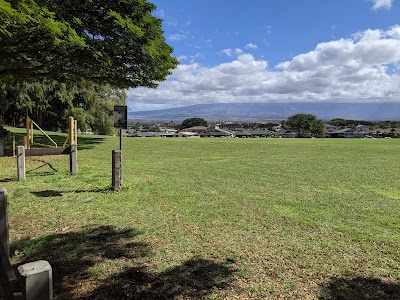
219 49 232 57
371 0 393 10
168 33 187 41
234 48 243 55
245 43 258 49
177 55 188 61
189 53 204 63
129 25 400 111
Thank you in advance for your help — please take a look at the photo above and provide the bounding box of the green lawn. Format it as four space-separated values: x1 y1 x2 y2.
1 131 399 299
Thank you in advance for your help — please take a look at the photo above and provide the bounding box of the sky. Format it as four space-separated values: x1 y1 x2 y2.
128 0 400 111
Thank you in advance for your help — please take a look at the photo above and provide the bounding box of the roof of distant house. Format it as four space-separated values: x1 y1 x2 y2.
185 126 208 131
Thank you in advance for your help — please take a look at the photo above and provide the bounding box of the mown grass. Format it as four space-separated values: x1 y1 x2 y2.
1 130 399 299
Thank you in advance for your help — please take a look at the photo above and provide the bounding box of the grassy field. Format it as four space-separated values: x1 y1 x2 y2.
1 129 400 299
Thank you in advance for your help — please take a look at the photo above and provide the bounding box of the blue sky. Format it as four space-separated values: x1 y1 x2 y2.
128 0 400 111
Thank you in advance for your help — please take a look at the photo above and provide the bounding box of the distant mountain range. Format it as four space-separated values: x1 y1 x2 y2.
128 102 400 122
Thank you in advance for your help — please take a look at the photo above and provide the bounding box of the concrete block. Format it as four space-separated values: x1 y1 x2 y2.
18 260 53 300
17 146 25 180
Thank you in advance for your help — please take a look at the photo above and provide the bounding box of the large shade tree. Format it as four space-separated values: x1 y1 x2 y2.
0 0 177 133
285 114 325 137
0 0 178 88
180 117 208 130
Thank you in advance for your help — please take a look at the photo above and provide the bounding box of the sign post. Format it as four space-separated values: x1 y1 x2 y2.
113 106 127 191
113 105 127 150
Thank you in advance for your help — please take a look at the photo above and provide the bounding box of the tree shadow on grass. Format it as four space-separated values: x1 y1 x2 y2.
31 188 113 198
32 133 106 151
10 132 105 152
12 226 148 299
320 276 400 300
85 257 235 300
11 226 236 300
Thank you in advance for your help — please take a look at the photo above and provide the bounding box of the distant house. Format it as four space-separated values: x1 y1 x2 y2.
325 127 369 138
136 132 159 137
277 131 296 138
160 132 179 138
199 131 231 138
179 132 200 138
215 127 235 137
233 131 252 138
324 124 339 132
354 124 370 132
185 126 208 133
272 125 297 138
246 129 273 138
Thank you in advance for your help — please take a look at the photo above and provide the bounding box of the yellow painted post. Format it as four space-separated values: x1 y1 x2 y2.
25 116 30 149
74 119 78 145
69 117 78 174
68 117 74 145
30 118 33 145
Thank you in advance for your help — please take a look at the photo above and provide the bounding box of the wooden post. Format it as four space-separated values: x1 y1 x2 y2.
69 144 77 175
25 116 32 149
68 117 78 175
18 260 53 300
112 150 122 191
30 118 33 146
69 117 75 146
74 119 78 145
17 146 25 181
0 188 9 258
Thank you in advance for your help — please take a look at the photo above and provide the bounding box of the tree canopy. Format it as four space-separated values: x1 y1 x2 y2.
0 0 178 88
180 117 208 129
285 114 324 137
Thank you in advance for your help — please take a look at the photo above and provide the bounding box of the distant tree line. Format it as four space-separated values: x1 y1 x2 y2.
328 118 400 129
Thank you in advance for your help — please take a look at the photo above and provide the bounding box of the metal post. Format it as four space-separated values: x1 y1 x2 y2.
112 150 122 191
119 128 122 151
0 188 9 258
17 146 26 180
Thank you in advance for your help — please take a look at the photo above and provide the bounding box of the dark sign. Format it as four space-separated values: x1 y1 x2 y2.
113 105 127 129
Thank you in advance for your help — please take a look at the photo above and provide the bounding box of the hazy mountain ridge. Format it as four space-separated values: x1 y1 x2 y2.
128 102 400 122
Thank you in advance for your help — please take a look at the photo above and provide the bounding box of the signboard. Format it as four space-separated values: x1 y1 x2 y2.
113 105 127 129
